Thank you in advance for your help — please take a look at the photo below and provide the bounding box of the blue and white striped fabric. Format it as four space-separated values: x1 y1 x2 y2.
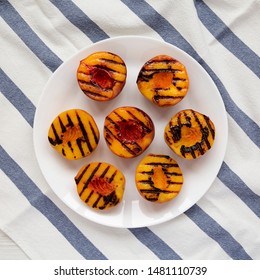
1 0 259 260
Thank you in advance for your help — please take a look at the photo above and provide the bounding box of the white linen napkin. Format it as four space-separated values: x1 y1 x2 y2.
1 0 259 260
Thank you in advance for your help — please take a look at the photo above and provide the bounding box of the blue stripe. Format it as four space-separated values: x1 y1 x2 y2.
0 146 107 260
185 205 252 260
194 0 260 78
129 227 182 260
218 162 260 218
49 0 109 42
0 69 35 127
0 0 62 72
121 0 260 148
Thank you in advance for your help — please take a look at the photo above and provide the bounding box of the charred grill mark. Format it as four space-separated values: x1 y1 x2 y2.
140 189 179 194
78 77 116 93
137 73 151 82
85 190 94 203
81 62 117 74
76 138 85 157
138 179 154 185
169 124 181 143
104 126 138 156
138 178 172 197
108 170 117 183
77 79 91 84
204 115 215 139
77 71 88 75
145 162 179 167
139 170 154 175
130 143 142 154
164 171 183 176
167 181 183 185
181 146 192 158
106 116 120 130
80 162 102 196
169 112 192 143
82 90 109 98
113 111 125 122
66 113 74 127
153 95 184 101
164 132 172 145
75 164 90 184
168 117 181 143
202 127 211 149
104 134 112 145
191 110 203 130
49 123 62 146
191 110 211 150
48 136 55 146
89 121 99 144
138 68 180 82
67 141 74 154
58 117 66 133
177 114 182 127
172 77 186 82
100 165 110 178
79 80 114 95
155 87 170 92
183 111 192 127
99 58 126 67
146 196 159 202
76 112 93 153
86 64 126 79
139 187 176 194
101 191 119 209
146 59 178 65
142 68 180 73
92 194 102 208
77 70 126 81
181 142 204 159
126 110 153 133
149 154 170 159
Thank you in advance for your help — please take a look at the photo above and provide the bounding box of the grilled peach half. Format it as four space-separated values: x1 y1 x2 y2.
136 154 183 203
137 55 189 107
77 51 127 101
48 109 99 160
75 162 125 210
104 106 155 158
164 109 215 159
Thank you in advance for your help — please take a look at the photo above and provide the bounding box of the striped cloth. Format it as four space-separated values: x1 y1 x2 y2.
1 0 259 260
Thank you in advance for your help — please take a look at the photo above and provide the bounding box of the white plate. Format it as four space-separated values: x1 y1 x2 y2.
33 36 228 228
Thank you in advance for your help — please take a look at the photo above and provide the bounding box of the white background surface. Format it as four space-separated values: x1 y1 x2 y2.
0 230 28 260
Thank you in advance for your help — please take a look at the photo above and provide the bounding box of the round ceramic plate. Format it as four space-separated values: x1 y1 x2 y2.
33 36 228 228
